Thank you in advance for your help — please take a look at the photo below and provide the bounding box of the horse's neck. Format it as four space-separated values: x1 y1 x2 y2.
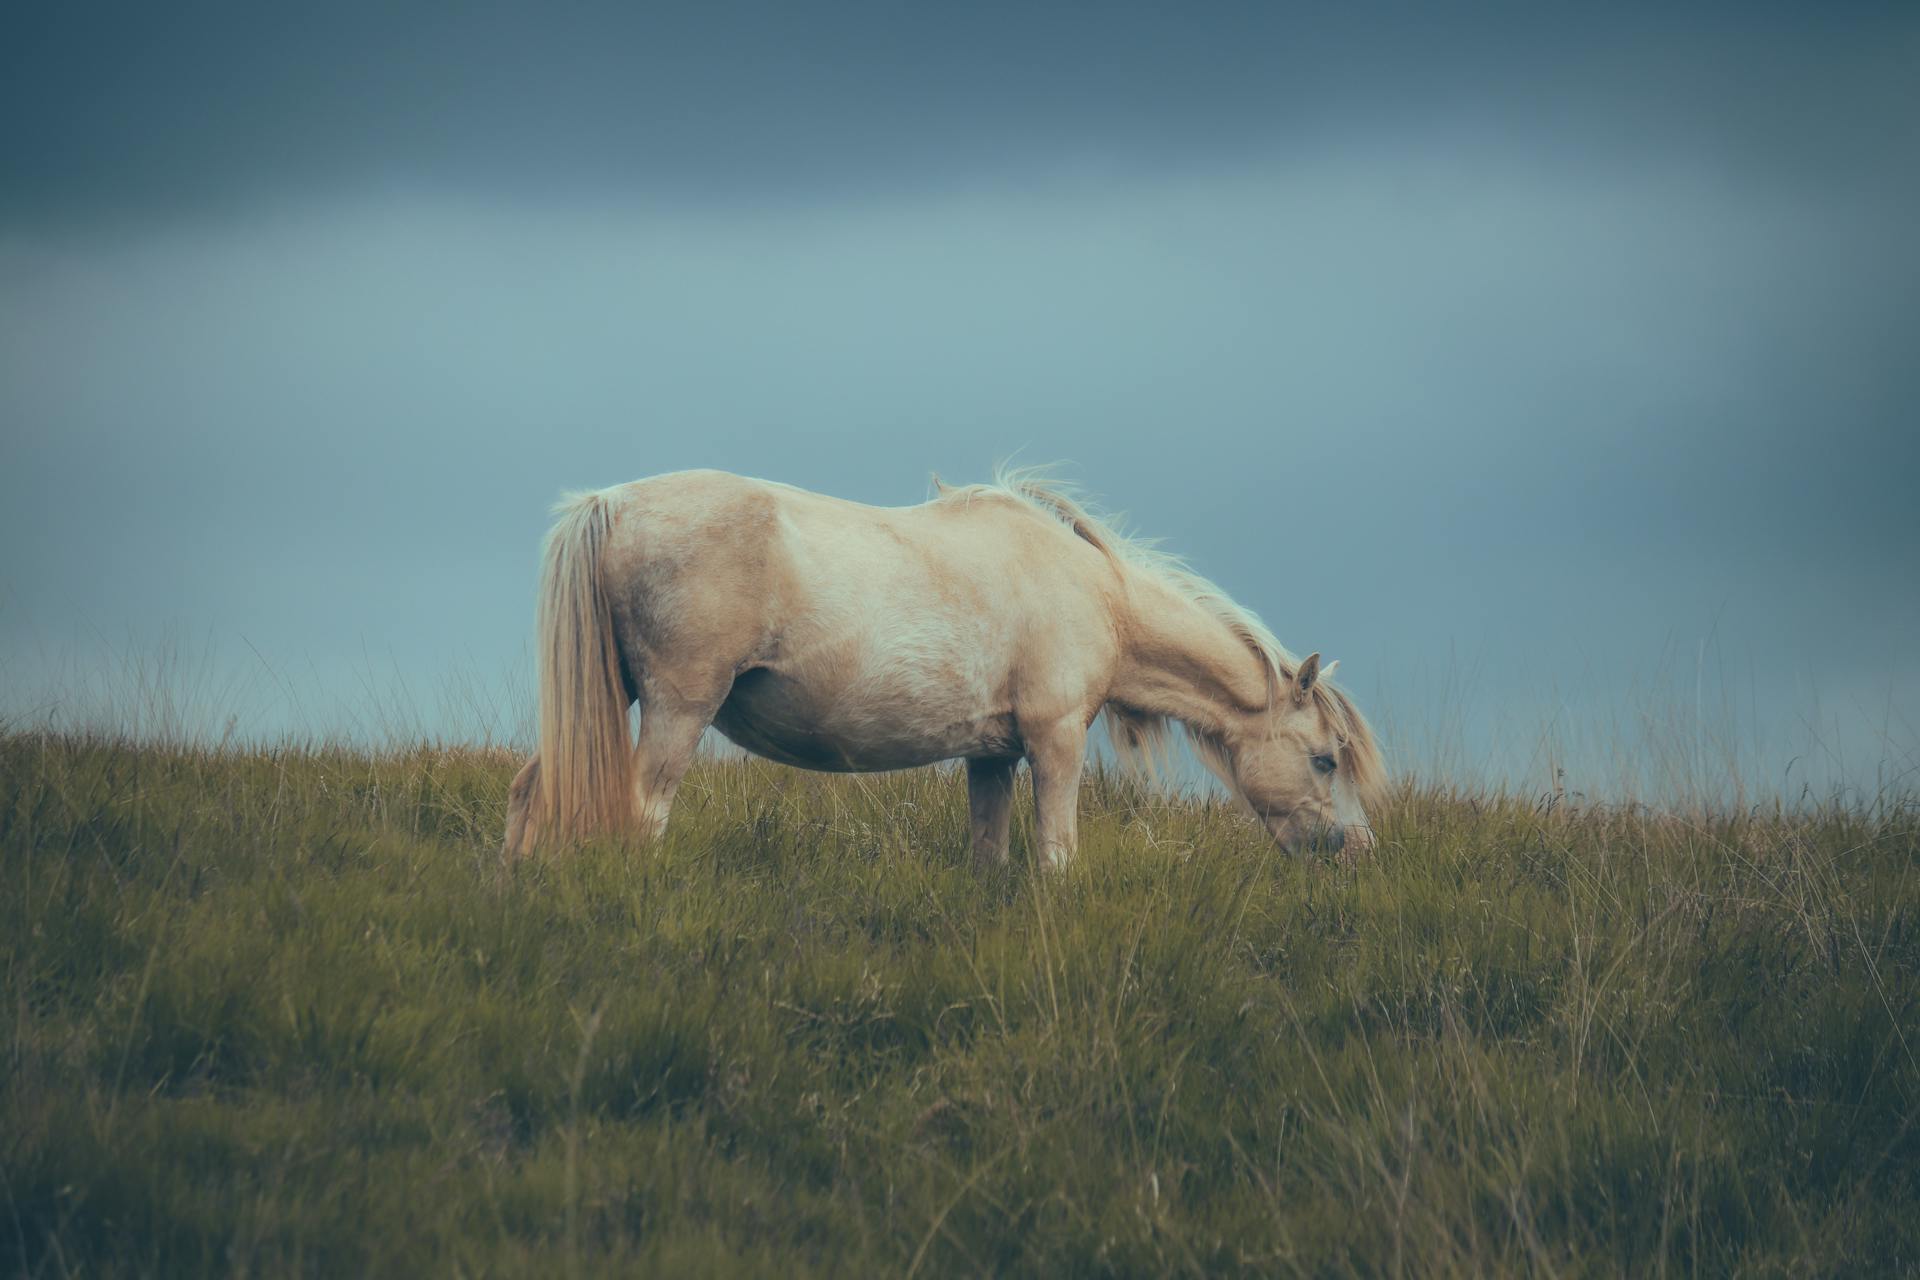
1107 570 1269 736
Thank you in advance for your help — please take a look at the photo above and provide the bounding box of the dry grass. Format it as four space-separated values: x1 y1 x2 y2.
2 730 1916 1276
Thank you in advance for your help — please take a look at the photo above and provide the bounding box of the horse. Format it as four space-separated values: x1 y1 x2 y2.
501 468 1385 867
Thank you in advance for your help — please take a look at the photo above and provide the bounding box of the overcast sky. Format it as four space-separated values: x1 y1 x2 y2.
3 2 1915 802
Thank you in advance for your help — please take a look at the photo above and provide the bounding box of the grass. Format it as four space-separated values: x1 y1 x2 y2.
2 731 1916 1276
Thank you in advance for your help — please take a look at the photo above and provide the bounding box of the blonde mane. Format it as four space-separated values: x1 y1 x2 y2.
941 465 1387 809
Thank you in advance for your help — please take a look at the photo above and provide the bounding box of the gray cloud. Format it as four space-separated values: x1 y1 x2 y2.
4 3 1916 228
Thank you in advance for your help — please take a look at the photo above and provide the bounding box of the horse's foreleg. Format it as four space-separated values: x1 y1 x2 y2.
1025 722 1087 870
966 757 1018 868
632 701 714 842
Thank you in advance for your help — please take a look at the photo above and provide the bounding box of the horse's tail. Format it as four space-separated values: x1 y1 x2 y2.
527 489 633 849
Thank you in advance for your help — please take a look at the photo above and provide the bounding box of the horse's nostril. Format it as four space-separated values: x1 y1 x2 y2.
1325 824 1345 852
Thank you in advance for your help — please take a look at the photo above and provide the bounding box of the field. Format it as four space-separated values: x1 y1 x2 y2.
3 731 1916 1276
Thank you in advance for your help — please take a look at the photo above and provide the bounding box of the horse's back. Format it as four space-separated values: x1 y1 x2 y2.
597 470 1122 769
607 468 1112 609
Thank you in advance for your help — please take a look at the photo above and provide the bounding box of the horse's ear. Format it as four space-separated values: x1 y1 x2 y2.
1294 652 1321 704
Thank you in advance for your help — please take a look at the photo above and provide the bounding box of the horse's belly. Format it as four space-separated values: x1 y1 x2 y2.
711 667 1019 772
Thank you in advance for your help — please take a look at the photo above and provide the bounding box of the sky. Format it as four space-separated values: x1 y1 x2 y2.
3 2 1916 803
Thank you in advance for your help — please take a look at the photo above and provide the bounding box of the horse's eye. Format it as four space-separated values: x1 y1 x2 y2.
1311 753 1337 776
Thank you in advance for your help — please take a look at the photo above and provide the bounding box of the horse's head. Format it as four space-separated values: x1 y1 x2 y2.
1219 653 1385 857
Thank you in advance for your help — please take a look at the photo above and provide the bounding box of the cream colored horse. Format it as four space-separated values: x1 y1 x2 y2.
502 468 1385 867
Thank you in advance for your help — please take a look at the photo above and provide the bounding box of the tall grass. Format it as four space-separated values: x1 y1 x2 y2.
3 727 1914 1276
8 625 1913 811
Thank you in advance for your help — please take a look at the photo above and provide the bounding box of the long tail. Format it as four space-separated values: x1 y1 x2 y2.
529 489 633 846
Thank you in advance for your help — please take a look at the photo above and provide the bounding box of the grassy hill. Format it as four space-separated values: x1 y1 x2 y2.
3 732 1915 1276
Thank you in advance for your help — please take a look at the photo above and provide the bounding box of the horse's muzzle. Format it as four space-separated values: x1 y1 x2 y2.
1308 822 1376 858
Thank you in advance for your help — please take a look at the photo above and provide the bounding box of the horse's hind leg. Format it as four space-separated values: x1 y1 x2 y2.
632 697 718 842
503 698 711 853
966 757 1017 868
502 755 541 859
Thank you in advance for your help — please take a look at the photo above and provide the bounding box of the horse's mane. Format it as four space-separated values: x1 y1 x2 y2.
935 464 1387 809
